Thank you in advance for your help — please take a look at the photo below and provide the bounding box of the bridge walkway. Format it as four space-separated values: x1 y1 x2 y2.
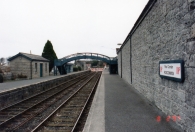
54 52 117 75
83 70 182 132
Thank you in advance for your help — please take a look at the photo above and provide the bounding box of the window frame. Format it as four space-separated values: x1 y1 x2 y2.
35 63 37 72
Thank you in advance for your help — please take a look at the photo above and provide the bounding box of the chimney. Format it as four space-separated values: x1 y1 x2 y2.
116 48 119 54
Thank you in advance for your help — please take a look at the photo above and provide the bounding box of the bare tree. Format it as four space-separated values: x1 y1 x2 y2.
0 57 5 66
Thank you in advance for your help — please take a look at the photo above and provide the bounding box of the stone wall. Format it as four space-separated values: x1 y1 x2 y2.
117 52 122 77
122 39 131 84
0 71 90 110
9 56 31 78
32 61 49 78
118 0 195 131
9 56 49 79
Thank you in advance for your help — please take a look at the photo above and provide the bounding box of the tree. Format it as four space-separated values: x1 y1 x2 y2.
91 60 98 67
0 58 5 66
73 66 78 72
42 40 58 72
77 66 81 71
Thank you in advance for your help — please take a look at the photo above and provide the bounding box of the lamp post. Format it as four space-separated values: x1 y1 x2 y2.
117 43 122 78
116 43 122 54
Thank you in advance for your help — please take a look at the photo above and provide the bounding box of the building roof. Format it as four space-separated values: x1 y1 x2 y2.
8 52 49 62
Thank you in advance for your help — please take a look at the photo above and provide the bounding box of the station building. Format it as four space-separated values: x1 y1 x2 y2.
8 52 49 79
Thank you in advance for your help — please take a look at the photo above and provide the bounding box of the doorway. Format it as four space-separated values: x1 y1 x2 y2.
40 63 43 77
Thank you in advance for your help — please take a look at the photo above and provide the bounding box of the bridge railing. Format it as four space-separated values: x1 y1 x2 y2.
54 52 117 66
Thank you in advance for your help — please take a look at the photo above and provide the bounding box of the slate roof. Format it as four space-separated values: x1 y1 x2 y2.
8 52 49 62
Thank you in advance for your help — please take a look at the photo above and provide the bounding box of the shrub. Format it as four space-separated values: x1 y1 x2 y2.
11 74 16 80
78 66 81 71
5 67 11 72
73 66 78 72
18 73 27 78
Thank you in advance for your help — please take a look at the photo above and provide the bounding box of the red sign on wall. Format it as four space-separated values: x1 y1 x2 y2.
159 60 184 82
176 67 180 74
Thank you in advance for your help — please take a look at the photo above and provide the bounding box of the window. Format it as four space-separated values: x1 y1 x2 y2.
35 63 37 72
45 63 47 72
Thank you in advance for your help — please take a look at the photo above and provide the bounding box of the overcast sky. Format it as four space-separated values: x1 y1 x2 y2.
0 0 148 59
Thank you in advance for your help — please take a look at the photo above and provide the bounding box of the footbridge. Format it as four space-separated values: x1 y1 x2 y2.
54 52 117 75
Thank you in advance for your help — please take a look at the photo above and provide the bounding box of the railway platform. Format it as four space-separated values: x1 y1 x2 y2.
83 70 182 132
0 71 86 93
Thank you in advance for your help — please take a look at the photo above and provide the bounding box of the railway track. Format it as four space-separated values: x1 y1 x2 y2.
0 71 101 131
32 71 101 132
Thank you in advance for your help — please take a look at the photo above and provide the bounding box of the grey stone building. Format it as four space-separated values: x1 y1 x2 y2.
117 0 195 131
75 60 88 70
8 52 49 79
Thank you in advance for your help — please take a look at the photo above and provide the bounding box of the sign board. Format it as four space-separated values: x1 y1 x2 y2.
159 60 184 82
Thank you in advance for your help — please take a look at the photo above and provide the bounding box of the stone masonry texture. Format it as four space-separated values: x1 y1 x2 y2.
0 71 90 110
32 61 49 78
10 56 49 79
118 0 195 131
10 56 31 78
122 39 131 84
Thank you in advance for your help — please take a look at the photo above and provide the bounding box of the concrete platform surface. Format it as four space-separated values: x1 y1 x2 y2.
0 71 85 93
83 70 183 132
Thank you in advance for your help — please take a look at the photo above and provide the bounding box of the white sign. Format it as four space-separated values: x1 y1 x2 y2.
160 63 181 79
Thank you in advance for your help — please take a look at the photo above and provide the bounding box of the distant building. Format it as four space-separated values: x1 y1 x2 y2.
86 63 91 69
75 60 88 70
8 52 49 79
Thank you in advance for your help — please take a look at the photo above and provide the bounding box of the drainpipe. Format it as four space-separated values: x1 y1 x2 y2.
130 38 132 84
121 50 122 78
30 61 32 79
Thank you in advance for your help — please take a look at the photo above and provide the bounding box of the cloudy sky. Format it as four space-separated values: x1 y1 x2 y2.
0 0 148 59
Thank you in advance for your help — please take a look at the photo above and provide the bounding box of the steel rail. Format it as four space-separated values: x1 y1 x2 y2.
31 72 100 132
11 73 96 131
0 72 93 130
71 72 101 132
0 73 93 130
